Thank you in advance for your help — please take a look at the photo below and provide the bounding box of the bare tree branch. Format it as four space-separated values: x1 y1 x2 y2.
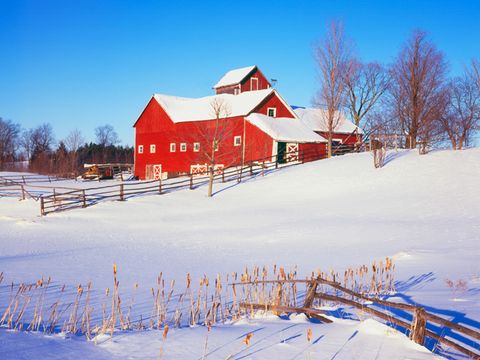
314 20 352 157
343 60 390 144
388 30 448 153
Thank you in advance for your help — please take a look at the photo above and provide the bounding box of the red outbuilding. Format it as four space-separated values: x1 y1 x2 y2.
133 66 362 180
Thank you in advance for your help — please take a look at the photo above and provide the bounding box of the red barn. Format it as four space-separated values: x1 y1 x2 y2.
133 66 361 180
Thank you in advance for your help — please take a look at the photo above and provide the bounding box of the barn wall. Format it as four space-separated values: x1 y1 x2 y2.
215 85 239 95
244 122 274 162
299 143 328 162
240 68 270 92
317 132 360 146
253 92 295 118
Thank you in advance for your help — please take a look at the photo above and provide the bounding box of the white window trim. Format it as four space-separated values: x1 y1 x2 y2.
170 143 176 152
267 107 277 117
180 143 187 152
250 77 258 91
138 145 144 154
193 142 200 152
234 86 240 95
150 144 156 154
234 135 241 146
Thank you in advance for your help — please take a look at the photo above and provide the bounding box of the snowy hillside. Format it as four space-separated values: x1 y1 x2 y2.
1 149 479 359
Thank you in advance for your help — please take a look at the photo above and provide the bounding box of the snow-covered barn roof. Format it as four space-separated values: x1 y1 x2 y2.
153 89 276 123
213 66 257 89
294 108 363 135
245 113 327 143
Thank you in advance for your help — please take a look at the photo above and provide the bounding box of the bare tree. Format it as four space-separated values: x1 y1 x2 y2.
343 60 390 145
64 129 85 174
0 118 20 169
314 20 352 157
389 30 448 153
440 74 480 149
470 59 480 90
194 98 232 197
19 128 35 162
31 123 55 155
95 124 119 147
95 124 119 163
30 123 56 173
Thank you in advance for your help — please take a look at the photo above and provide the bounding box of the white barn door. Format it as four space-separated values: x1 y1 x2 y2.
286 143 299 162
146 164 162 180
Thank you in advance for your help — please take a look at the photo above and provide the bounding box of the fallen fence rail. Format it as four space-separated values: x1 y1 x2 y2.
234 277 480 359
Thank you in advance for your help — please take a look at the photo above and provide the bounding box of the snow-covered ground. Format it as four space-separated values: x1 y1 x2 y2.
1 149 479 359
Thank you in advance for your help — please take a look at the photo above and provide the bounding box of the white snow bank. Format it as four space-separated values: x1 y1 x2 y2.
1 148 480 359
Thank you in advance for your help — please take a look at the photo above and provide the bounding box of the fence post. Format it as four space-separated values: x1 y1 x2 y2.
303 279 319 309
22 175 26 184
119 184 124 201
249 161 253 176
21 185 25 200
48 175 51 183
40 196 45 216
82 190 87 208
189 175 193 190
53 188 57 203
410 307 426 345
158 179 162 194
222 170 225 183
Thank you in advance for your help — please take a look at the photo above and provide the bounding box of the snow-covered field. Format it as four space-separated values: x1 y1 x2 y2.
1 149 479 359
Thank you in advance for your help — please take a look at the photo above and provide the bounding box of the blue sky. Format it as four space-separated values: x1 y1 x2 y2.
1 0 479 146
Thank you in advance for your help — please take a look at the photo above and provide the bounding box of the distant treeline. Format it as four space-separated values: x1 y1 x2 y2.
0 122 133 176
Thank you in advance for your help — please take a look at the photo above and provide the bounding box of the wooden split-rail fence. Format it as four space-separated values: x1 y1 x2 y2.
1 143 363 215
232 277 480 359
37 148 326 215
0 147 332 215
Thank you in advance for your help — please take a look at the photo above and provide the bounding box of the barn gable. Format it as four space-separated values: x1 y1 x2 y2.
214 65 271 95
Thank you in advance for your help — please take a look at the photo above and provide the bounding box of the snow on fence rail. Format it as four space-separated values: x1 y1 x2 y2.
235 276 480 359
0 174 72 185
37 147 329 215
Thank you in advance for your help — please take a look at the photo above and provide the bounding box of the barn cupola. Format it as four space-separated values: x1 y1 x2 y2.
213 65 271 95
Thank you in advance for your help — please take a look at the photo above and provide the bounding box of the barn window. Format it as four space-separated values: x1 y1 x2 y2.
267 107 277 117
138 145 144 154
150 144 156 153
251 77 258 91
180 143 187 152
234 136 241 146
234 87 240 95
193 142 200 152
170 143 176 152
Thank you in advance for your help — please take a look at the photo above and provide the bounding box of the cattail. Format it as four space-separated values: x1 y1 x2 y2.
243 333 253 346
163 324 169 339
